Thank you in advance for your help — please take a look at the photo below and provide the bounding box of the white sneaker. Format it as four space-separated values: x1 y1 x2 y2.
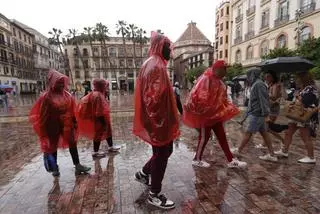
230 147 239 156
227 158 247 169
259 154 278 162
192 160 210 168
92 151 106 158
255 144 267 149
298 157 316 164
148 192 175 210
108 145 121 152
274 150 289 158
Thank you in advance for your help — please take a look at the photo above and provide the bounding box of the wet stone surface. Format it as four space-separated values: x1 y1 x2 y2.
0 94 320 214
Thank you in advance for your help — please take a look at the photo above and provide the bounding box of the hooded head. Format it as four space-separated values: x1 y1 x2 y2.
47 69 69 93
212 60 227 78
93 79 107 93
148 31 172 61
247 67 261 85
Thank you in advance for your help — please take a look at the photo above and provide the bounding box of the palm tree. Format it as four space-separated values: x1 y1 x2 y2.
116 20 129 91
67 29 89 81
83 27 96 74
136 28 148 59
48 28 74 88
94 23 118 89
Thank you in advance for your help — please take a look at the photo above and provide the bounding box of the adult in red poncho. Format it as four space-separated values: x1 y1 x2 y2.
76 79 120 158
183 60 247 169
29 69 91 176
133 31 179 210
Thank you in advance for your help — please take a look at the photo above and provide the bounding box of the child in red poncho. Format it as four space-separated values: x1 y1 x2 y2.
183 60 247 169
77 79 120 158
133 31 179 210
29 69 91 176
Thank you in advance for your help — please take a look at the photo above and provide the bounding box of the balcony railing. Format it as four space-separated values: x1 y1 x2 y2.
246 6 256 16
301 2 316 14
235 14 243 23
234 37 243 45
274 15 289 27
245 31 255 40
260 22 269 30
261 0 271 6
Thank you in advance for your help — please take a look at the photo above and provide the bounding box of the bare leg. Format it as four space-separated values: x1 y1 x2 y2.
238 132 252 153
282 123 298 153
259 131 275 156
299 127 314 159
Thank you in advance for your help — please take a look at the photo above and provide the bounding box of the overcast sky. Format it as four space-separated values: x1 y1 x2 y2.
1 0 218 43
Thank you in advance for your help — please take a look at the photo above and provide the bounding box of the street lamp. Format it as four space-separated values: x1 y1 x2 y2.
294 9 305 46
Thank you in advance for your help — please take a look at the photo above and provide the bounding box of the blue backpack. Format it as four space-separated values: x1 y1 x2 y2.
43 153 58 172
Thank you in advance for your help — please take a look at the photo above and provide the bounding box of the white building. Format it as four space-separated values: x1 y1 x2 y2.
230 0 320 67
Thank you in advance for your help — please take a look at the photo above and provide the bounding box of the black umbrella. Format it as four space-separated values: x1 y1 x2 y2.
232 74 247 81
259 56 315 72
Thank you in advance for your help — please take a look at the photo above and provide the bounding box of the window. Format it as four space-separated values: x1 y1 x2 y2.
277 34 287 48
248 19 254 33
127 59 133 67
261 10 270 29
28 37 31 44
246 46 253 59
226 21 229 30
24 34 26 42
83 48 88 56
301 0 312 7
260 40 269 57
227 6 229 15
83 60 89 69
225 49 228 58
220 23 223 31
219 51 223 59
235 50 241 63
118 47 125 57
237 5 242 16
75 70 80 78
0 33 4 44
248 0 255 8
13 28 16 36
18 31 21 39
220 37 223 45
279 1 289 20
299 26 312 44
236 25 242 38
221 8 224 17
119 59 125 67
225 35 228 44
109 47 116 57
128 72 134 78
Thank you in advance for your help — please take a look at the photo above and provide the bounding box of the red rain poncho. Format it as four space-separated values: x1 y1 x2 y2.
133 32 180 146
76 79 112 141
29 70 77 153
183 61 240 128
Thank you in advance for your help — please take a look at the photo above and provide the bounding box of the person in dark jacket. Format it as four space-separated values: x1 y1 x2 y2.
173 82 183 115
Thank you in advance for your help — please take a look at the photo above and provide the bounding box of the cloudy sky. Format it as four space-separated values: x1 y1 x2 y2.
1 0 219 43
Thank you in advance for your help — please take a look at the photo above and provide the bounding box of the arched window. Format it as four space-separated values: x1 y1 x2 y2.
246 45 253 59
299 26 312 44
260 40 269 57
277 34 287 48
83 48 88 56
235 49 241 63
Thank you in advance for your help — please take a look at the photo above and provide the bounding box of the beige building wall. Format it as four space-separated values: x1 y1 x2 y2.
215 0 232 62
230 0 320 67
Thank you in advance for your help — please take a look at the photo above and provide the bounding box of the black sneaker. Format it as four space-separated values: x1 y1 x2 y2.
147 192 175 210
134 171 150 186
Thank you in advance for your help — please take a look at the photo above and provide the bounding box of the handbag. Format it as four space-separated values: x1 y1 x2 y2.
283 101 318 123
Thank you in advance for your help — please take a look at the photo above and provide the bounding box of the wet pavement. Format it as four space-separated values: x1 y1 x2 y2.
0 94 320 214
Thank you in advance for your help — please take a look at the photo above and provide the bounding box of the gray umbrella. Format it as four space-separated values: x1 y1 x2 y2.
232 74 247 81
259 56 315 72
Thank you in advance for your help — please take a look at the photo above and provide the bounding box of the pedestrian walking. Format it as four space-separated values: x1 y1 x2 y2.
173 82 183 115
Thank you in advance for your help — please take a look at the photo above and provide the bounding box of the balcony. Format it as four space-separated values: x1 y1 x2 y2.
235 14 243 23
301 2 316 14
261 0 271 6
260 23 269 31
245 31 255 40
274 15 289 27
234 37 243 45
246 6 256 17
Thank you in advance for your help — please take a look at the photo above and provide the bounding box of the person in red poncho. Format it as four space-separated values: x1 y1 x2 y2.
29 69 91 176
76 79 120 158
183 60 247 169
133 31 179 210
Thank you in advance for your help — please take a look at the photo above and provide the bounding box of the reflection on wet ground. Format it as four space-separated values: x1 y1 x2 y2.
0 94 320 213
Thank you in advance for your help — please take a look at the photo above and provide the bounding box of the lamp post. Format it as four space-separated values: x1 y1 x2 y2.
294 9 305 47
